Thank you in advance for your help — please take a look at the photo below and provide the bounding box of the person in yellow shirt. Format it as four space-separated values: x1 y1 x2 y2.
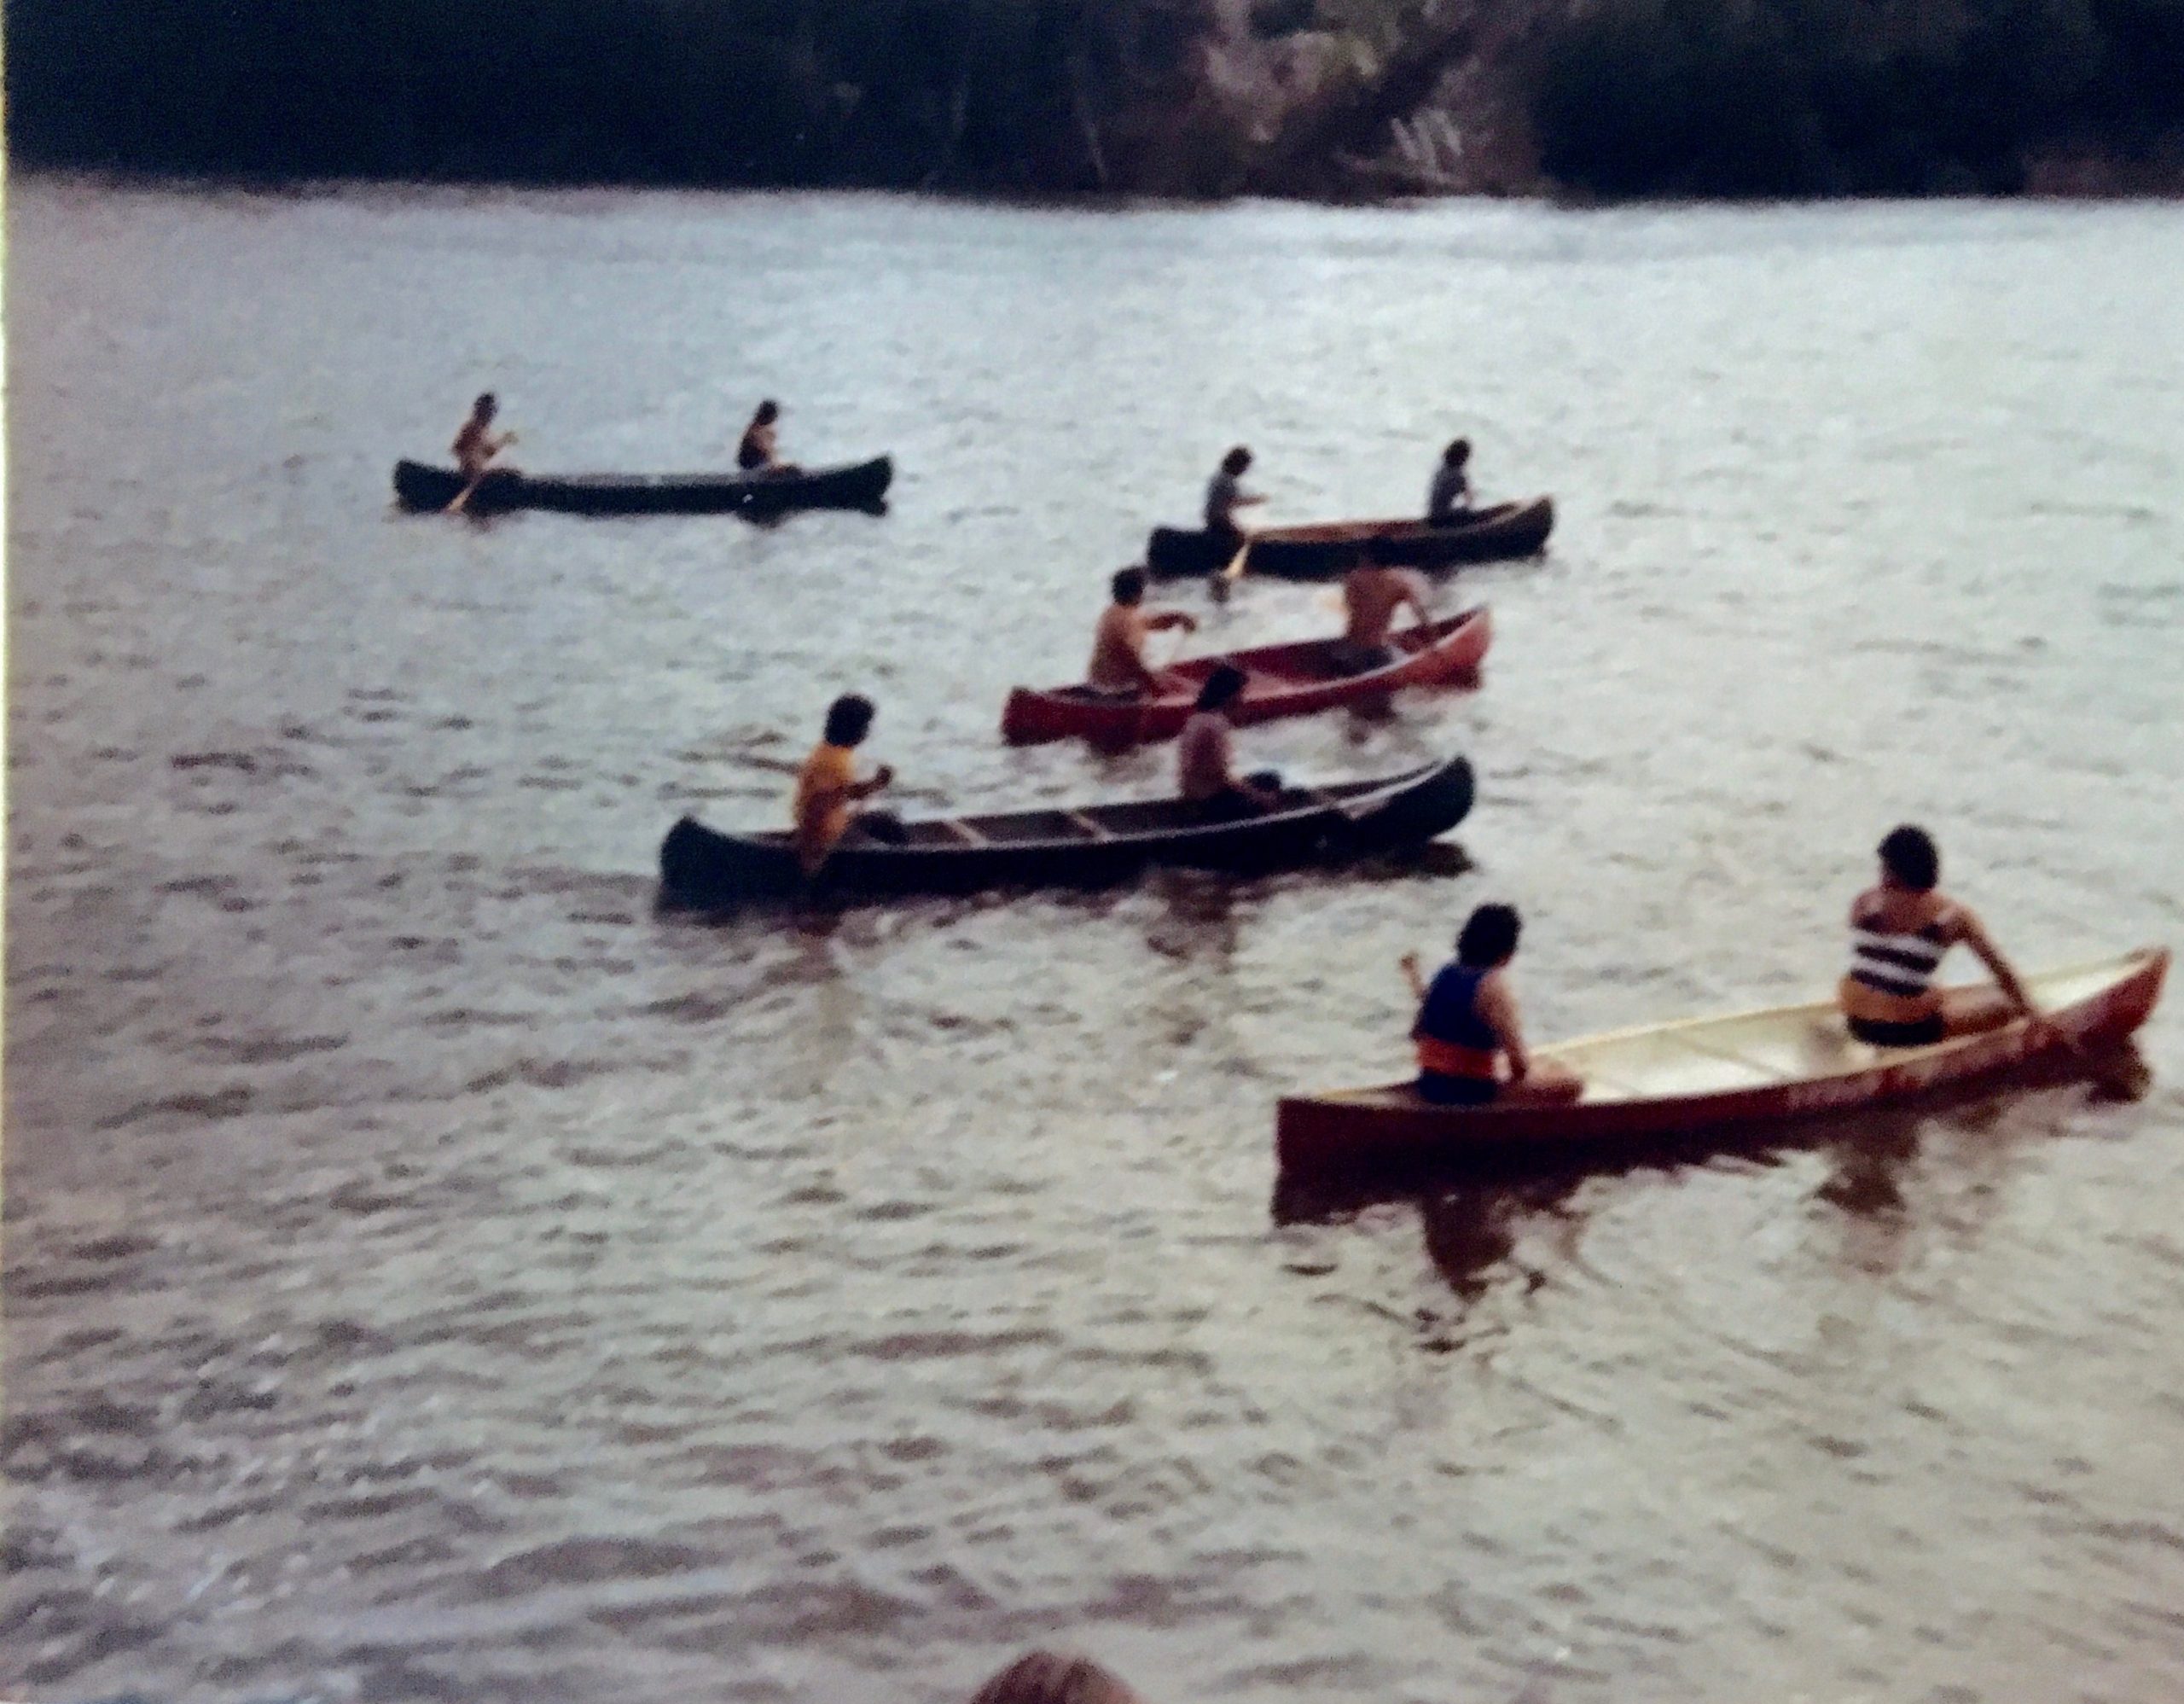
793 695 900 875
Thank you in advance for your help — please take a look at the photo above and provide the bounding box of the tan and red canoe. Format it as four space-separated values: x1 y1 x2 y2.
1001 608 1490 746
1276 947 2169 1180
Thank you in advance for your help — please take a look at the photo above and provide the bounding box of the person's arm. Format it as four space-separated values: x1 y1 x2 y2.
802 763 892 826
1214 722 1279 807
1954 904 2039 1017
1136 613 1195 688
1399 951 1428 1005
1109 616 1162 691
1476 971 1532 1080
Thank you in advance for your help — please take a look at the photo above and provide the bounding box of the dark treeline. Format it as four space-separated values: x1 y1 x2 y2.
1531 0 2184 195
1 0 1190 189
6 0 2184 195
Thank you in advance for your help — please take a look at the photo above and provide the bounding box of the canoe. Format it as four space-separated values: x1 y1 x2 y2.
659 756 1473 906
1146 497 1554 579
1276 947 2169 1179
392 456 893 516
1001 608 1490 746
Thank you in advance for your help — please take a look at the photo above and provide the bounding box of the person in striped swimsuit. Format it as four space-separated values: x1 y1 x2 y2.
1402 903 1583 1107
1839 824 2044 1045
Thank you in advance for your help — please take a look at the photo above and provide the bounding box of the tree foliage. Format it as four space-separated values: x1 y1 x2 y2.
5 0 2181 192
1531 0 2184 195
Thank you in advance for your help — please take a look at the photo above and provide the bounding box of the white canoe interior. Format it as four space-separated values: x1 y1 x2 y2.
1326 951 2159 1111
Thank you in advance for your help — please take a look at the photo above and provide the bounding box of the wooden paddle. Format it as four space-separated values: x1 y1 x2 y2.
1397 951 1576 1083
1210 532 1252 603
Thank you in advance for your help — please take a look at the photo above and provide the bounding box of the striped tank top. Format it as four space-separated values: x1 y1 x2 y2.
1847 904 1958 1000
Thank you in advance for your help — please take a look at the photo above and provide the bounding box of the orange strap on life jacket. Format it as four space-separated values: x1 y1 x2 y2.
1415 1035 1497 1079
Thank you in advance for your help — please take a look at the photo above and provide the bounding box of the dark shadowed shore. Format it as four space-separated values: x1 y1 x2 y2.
8 0 2183 201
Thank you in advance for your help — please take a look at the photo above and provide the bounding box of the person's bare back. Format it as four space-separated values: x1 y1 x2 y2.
1343 562 1430 647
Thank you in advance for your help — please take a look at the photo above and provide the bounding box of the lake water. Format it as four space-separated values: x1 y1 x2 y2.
5 177 2183 1704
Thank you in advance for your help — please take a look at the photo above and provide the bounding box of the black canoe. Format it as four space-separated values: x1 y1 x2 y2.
1146 497 1554 579
392 456 893 516
659 756 1473 906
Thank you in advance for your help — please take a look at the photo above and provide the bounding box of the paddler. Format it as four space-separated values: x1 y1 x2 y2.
1401 904 1583 1107
1329 542 1433 674
969 1652 1147 1704
1085 567 1199 697
452 393 517 481
1177 665 1282 817
737 400 802 475
1426 438 1472 523
793 694 904 875
1839 825 2046 1044
1204 445 1264 555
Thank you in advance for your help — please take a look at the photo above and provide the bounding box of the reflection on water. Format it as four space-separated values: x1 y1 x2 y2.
6 179 2184 1704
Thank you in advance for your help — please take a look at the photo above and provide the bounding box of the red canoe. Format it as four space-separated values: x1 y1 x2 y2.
1001 608 1491 746
1276 947 2169 1181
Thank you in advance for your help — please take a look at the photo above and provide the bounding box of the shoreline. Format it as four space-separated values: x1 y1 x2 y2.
14 158 2184 207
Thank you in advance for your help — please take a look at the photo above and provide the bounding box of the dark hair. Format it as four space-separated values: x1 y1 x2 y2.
754 399 781 423
1456 903 1521 967
1221 445 1252 475
1444 437 1470 465
1111 567 1147 604
822 693 875 747
473 393 497 416
1194 664 1247 712
1878 824 1939 891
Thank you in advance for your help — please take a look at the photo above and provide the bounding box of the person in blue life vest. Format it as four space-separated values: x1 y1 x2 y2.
1401 903 1583 1107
